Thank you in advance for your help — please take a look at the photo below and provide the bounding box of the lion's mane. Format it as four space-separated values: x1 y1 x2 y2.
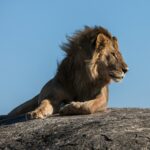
55 26 112 101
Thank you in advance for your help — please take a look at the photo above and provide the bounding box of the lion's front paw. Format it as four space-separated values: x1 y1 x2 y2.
27 99 53 119
27 108 51 119
59 102 81 115
27 110 44 119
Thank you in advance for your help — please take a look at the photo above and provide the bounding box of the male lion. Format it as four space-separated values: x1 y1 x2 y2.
2 26 128 119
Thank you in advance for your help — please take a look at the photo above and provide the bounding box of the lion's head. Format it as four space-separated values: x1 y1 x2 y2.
61 26 128 85
89 29 128 83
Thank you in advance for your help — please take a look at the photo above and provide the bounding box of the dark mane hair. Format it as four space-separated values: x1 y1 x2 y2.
61 26 112 56
56 26 111 100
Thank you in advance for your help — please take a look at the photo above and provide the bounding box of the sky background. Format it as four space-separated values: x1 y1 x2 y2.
0 0 150 115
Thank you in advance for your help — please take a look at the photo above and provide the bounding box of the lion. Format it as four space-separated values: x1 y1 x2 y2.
2 26 128 119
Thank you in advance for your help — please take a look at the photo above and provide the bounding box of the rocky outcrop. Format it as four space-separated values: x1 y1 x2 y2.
0 108 150 150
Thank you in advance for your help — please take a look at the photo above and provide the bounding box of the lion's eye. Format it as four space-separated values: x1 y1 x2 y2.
99 43 105 49
111 52 117 59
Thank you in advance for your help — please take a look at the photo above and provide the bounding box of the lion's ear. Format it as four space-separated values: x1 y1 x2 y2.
112 36 118 41
112 36 119 49
96 33 107 50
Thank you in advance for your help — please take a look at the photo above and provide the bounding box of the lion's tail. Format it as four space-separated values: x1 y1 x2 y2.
0 115 7 120
0 95 39 125
0 94 39 122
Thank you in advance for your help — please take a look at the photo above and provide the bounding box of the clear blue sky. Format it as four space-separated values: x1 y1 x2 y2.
0 0 150 115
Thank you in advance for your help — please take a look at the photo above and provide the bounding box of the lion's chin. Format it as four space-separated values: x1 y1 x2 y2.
111 77 122 83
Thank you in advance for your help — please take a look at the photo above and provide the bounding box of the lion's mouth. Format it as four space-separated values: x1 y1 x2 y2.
109 72 124 82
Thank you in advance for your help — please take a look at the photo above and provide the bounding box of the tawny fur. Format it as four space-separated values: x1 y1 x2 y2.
7 26 128 119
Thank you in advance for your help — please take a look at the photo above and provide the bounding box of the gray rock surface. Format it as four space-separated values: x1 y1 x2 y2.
0 108 150 150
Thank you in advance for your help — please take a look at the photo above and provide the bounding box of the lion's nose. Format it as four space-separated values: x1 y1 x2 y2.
122 67 128 74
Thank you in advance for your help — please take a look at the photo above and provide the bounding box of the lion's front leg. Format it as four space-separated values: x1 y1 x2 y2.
28 99 53 119
59 96 107 115
59 102 86 115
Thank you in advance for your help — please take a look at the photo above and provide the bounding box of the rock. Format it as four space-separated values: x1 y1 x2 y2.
0 108 150 150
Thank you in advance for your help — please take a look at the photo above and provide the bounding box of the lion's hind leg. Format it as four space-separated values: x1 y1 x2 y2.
28 99 53 119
